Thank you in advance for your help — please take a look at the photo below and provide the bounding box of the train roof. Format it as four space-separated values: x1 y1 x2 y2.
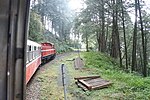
41 42 54 45
27 40 41 47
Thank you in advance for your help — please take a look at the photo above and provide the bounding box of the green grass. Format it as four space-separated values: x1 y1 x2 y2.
37 52 150 100
82 52 150 100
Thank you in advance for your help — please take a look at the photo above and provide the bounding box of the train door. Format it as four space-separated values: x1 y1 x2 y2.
0 0 30 100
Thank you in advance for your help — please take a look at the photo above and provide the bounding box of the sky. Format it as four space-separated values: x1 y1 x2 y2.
68 0 150 9
144 0 150 6
130 0 150 22
68 0 84 12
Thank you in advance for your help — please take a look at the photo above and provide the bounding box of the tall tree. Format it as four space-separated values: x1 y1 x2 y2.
100 0 106 52
137 0 147 77
111 0 119 59
121 0 128 69
73 0 150 76
132 0 138 72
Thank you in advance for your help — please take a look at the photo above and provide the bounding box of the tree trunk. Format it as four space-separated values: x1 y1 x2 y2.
116 0 122 68
98 10 102 52
121 0 128 69
101 0 106 52
132 0 138 72
137 0 147 77
106 20 109 53
86 32 89 52
110 0 119 59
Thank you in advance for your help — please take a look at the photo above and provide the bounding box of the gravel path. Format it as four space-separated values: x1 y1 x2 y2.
26 52 74 100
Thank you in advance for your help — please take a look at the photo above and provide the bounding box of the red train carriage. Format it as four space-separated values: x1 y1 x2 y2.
41 42 56 62
26 40 41 84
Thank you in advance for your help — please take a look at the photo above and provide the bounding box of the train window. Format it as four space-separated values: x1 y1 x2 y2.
28 45 31 51
34 46 36 51
32 46 34 51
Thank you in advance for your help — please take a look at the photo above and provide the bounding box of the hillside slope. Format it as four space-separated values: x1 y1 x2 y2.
83 52 150 100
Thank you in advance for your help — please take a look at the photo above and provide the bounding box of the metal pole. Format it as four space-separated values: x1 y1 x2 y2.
0 0 10 99
61 64 67 100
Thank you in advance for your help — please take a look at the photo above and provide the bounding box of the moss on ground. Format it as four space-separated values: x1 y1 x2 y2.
37 52 150 100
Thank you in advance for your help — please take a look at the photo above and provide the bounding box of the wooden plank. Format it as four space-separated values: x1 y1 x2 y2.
84 78 111 88
91 81 111 87
75 76 112 91
90 81 108 86
85 78 108 85
75 82 88 91
74 76 100 80
78 79 92 90
84 78 103 83
91 82 112 90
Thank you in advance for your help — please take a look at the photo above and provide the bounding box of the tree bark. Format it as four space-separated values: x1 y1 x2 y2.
137 0 147 77
101 0 106 52
86 31 89 52
116 0 122 68
121 0 128 69
110 0 119 59
132 0 138 72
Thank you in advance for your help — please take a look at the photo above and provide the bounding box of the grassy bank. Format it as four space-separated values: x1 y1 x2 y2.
37 52 150 100
83 52 150 100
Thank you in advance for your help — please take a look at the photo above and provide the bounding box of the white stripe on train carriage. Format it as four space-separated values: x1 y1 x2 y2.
26 56 41 68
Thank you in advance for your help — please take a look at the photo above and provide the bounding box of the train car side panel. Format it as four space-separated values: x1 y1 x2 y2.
26 40 41 84
26 56 41 84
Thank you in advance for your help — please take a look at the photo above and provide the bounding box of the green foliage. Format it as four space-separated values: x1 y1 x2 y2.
83 52 119 69
83 52 150 99
32 0 73 40
42 30 74 53
74 0 150 76
29 11 44 42
55 43 73 54
30 0 75 53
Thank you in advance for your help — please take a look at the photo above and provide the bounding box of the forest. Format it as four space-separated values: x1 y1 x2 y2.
29 0 150 77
